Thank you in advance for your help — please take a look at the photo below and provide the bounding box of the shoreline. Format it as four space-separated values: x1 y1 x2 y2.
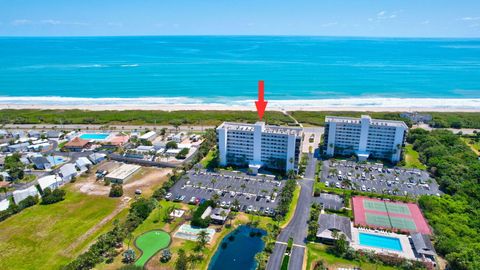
0 103 479 112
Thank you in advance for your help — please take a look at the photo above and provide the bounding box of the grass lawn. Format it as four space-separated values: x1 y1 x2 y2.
461 137 480 155
279 184 300 228
306 243 399 270
403 145 427 170
200 148 218 168
134 230 171 267
0 187 119 270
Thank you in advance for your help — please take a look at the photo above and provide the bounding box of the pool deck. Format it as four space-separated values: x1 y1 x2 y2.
350 227 415 260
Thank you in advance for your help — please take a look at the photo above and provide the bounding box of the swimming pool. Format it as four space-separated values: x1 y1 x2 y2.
79 133 109 140
47 156 67 165
359 233 403 251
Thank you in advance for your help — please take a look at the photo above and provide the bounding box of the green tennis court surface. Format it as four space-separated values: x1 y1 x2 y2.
365 213 391 227
385 203 411 215
135 230 171 267
365 213 417 231
363 200 411 215
390 216 417 231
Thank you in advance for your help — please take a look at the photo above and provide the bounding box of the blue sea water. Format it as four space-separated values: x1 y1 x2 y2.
0 36 479 108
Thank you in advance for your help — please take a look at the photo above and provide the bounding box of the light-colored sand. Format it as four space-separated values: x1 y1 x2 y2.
1 103 479 112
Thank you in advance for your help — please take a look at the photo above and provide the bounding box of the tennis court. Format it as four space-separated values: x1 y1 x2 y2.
353 196 431 234
363 200 411 215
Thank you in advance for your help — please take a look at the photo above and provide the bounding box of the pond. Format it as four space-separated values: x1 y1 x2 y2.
208 225 266 270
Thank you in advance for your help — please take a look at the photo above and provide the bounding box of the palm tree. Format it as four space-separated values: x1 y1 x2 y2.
210 178 217 188
196 230 209 251
240 183 247 193
232 199 240 210
211 194 220 204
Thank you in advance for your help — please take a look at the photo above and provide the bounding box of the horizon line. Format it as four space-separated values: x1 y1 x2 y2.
1 34 480 39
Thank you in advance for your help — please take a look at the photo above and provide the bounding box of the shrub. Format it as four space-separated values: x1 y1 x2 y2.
109 184 123 197
41 188 66 205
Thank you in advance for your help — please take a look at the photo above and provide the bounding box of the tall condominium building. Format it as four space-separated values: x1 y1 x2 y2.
323 115 408 162
216 122 303 173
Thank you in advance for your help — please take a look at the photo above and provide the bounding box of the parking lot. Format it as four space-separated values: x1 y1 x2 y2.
312 193 344 210
169 169 285 215
320 160 441 196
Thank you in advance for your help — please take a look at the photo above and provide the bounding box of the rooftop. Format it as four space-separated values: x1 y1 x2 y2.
325 115 408 128
65 137 90 148
317 213 352 241
218 121 303 136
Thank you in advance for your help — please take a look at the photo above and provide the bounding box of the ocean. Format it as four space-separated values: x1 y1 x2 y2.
0 36 479 109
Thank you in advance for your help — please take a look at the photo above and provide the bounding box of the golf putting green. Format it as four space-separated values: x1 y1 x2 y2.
134 230 171 267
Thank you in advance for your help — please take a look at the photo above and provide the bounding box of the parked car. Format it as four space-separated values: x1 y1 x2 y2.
165 193 173 200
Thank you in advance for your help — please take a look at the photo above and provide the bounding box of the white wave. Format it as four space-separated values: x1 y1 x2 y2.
0 96 479 110
120 64 139 67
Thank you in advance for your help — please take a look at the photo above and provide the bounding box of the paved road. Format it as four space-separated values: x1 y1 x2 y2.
267 153 316 270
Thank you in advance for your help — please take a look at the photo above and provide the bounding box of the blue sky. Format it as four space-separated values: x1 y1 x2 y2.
1 0 480 37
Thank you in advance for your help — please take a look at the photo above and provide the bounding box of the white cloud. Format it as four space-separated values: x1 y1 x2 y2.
41 19 61 25
421 20 430 25
11 19 31 26
321 22 338 27
461 17 480 21
370 10 399 22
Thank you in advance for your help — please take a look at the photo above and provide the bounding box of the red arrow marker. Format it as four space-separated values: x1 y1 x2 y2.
255 80 268 120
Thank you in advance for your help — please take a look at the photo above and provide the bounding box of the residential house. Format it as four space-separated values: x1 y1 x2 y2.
38 175 63 191
59 163 78 182
13 185 40 204
0 199 9 211
316 214 352 244
46 130 62 139
76 157 93 172
88 153 106 164
210 208 230 225
63 137 90 152
7 143 30 153
31 156 52 170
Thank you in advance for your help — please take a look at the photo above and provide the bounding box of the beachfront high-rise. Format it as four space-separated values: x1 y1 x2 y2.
323 115 408 162
216 122 303 173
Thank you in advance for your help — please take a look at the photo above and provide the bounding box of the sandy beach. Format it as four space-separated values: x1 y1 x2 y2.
1 103 479 112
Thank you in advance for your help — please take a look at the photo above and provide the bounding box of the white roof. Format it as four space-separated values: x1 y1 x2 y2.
0 199 9 211
166 148 182 154
38 175 62 190
13 185 39 204
76 157 93 168
106 164 141 180
60 163 77 177
139 131 156 140
89 153 106 161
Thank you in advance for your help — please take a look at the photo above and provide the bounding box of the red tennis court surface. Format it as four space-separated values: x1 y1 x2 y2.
352 196 431 235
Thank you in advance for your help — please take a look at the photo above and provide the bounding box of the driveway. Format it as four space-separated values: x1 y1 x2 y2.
267 153 316 270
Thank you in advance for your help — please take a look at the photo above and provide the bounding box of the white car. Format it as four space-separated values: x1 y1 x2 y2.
335 182 341 188
220 201 226 207
247 205 254 212
361 185 366 191
325 181 330 187
165 193 173 200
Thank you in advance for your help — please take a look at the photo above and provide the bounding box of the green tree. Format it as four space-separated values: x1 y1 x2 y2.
175 249 188 270
109 184 123 197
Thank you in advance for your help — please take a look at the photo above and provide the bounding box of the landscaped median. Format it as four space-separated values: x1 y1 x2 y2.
279 183 300 228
